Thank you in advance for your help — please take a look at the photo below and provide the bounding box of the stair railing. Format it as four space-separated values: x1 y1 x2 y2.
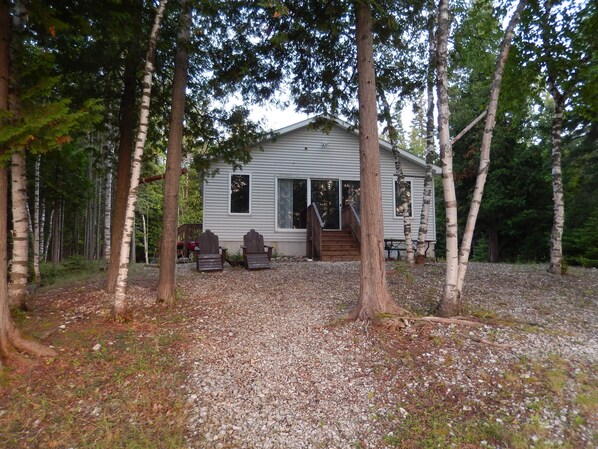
306 203 324 259
341 204 361 244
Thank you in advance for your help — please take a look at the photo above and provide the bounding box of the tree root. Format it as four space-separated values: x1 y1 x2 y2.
458 332 515 349
0 325 57 363
410 316 483 327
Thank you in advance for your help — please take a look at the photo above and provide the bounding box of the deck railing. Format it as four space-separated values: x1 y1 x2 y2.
341 204 361 244
306 203 324 259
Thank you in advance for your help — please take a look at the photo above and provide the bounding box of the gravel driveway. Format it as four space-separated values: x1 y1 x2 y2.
178 261 597 449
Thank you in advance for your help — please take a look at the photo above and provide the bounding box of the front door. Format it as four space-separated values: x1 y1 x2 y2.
311 179 340 229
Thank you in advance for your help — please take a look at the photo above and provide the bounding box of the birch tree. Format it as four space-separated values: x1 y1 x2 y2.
114 0 168 318
437 0 527 316
0 0 56 365
415 5 437 265
33 155 41 282
379 90 415 265
157 0 192 305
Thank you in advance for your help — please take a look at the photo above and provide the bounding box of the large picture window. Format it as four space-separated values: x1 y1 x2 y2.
394 178 413 218
277 178 307 229
230 173 250 214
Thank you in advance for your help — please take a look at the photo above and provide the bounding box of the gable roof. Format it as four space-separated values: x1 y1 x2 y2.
269 115 441 174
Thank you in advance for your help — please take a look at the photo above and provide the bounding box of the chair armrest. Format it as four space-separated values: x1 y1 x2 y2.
220 247 227 264
265 245 273 262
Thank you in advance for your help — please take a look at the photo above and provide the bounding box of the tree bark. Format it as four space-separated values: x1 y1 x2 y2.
455 0 526 294
103 148 112 260
0 0 56 365
543 0 565 275
8 149 28 310
436 0 461 317
33 154 41 282
547 93 565 274
114 0 168 318
348 1 409 322
416 5 437 265
157 0 191 305
379 90 414 265
106 0 144 293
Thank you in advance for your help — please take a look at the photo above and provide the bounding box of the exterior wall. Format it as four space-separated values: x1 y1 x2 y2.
203 124 437 257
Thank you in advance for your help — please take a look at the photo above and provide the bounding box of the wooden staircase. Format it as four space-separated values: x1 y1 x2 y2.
320 229 361 261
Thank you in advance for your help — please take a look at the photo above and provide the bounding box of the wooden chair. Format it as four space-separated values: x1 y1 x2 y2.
241 229 273 270
195 230 227 272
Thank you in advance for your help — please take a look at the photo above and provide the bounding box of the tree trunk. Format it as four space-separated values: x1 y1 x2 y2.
547 94 565 274
379 90 414 265
488 227 499 262
33 154 41 282
103 148 112 260
106 0 144 293
416 5 437 265
455 0 526 294
0 0 56 365
141 214 149 264
8 149 28 310
543 0 565 275
348 1 409 323
436 0 461 317
114 0 168 318
157 0 191 305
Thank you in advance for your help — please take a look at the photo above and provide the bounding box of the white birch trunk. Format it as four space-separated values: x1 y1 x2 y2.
114 0 168 317
142 214 149 265
33 155 41 282
379 91 414 265
547 94 565 274
44 208 53 262
8 150 29 309
104 149 112 260
416 7 437 264
455 0 527 294
436 0 461 316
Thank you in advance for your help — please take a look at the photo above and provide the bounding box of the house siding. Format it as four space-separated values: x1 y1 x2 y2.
203 124 437 256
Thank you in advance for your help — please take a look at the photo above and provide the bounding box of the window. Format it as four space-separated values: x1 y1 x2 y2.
230 173 250 214
394 178 413 218
277 178 307 229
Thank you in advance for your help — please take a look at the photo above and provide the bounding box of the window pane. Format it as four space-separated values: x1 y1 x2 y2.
394 179 412 217
342 180 361 216
230 174 250 213
277 179 307 229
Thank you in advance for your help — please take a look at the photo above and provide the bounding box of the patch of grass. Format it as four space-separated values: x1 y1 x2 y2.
393 260 415 283
0 304 190 449
38 257 105 289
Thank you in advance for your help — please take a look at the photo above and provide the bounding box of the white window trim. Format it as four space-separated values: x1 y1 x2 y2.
228 172 252 215
274 176 309 232
393 176 414 219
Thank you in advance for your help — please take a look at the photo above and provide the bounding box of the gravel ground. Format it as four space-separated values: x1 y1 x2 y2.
177 261 597 449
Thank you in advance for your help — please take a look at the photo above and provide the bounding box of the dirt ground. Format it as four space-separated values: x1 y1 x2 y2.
1 261 596 448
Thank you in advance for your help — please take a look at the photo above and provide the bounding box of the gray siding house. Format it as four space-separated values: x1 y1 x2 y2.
202 116 440 258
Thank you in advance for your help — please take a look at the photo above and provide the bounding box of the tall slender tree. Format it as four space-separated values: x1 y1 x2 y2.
106 0 144 293
157 0 192 305
437 0 527 316
0 0 55 365
416 4 437 265
348 0 411 322
114 0 168 318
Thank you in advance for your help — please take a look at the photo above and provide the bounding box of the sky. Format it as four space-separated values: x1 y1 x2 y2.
251 102 415 134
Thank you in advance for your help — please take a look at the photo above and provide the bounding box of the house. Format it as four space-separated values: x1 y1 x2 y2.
202 116 440 260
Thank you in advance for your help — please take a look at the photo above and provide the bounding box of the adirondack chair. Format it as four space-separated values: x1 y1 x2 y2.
241 229 273 270
195 230 227 272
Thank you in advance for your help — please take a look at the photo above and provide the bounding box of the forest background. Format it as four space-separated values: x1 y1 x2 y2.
1 0 596 281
